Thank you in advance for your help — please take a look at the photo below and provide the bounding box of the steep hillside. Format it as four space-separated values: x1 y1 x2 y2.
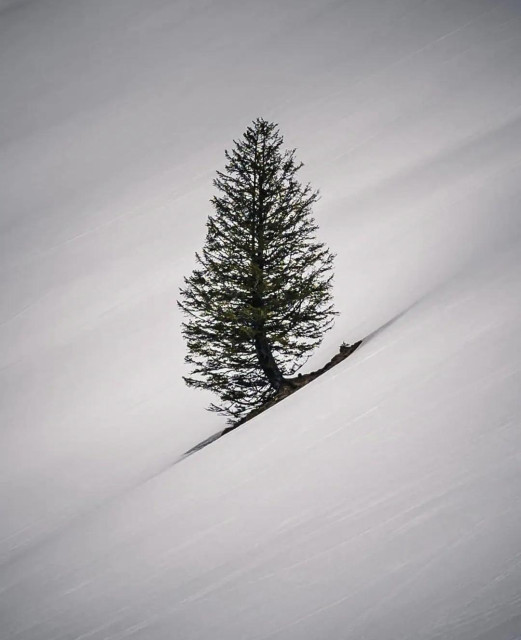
2 246 520 640
1 1 521 638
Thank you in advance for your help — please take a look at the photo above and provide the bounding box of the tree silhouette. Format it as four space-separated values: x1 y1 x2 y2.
178 118 336 421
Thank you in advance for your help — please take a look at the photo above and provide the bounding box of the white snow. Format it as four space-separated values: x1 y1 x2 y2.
1 1 521 639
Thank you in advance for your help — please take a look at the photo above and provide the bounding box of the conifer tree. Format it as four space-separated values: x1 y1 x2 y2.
178 118 336 421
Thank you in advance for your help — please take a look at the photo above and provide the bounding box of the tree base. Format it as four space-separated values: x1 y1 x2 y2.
221 340 362 435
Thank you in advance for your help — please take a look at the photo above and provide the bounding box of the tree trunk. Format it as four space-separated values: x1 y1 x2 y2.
254 331 285 391
251 153 286 392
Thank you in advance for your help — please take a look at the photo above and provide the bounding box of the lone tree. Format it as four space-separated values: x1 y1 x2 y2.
178 118 336 422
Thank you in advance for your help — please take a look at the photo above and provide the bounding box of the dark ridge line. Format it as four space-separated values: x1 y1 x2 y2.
183 339 363 458
182 300 424 458
223 339 363 435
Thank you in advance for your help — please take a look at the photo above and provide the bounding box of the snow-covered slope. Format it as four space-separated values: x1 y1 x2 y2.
1 1 521 638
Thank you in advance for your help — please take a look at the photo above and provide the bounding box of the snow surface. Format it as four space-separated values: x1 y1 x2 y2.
1 1 521 638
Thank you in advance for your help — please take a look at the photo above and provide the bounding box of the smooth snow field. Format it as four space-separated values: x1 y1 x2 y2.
1 1 521 639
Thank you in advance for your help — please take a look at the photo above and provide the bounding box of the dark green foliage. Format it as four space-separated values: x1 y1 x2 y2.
178 118 337 422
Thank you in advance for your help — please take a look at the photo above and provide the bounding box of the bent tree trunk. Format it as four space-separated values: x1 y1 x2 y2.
251 266 285 392
254 331 285 392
